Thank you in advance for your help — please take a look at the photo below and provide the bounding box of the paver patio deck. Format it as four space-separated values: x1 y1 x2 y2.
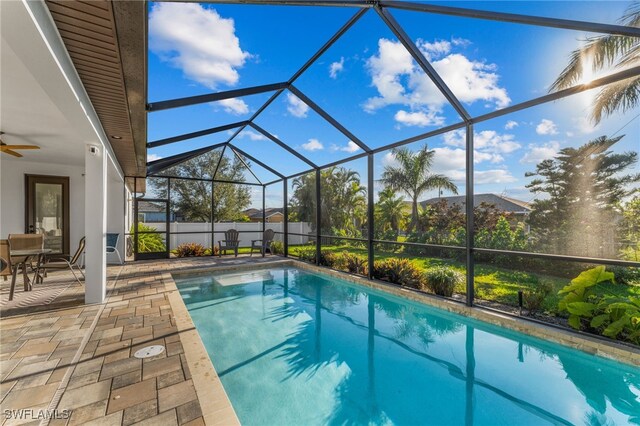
1 255 281 426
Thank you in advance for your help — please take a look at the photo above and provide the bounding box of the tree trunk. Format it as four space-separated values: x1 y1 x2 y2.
411 196 418 232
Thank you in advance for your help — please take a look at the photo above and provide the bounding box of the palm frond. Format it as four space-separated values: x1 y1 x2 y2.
587 36 637 71
550 36 636 92
550 47 585 91
619 1 640 27
592 76 640 123
617 42 640 68
420 175 459 195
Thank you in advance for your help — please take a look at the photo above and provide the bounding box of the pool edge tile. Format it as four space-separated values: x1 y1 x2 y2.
291 261 640 367
165 273 241 426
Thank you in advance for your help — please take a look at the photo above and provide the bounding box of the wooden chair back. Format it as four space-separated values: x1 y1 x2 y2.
224 229 240 247
263 229 275 243
8 234 44 251
0 240 12 276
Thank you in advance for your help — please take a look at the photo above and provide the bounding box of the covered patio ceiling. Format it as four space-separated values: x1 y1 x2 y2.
145 0 640 185
45 0 147 177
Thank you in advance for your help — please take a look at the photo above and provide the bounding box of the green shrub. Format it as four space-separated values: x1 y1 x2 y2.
333 251 368 275
522 282 553 314
131 224 166 253
375 230 401 252
291 246 337 267
373 258 424 289
558 266 640 344
294 245 316 263
609 265 640 285
203 246 219 256
424 266 462 297
319 251 337 268
270 241 284 255
174 243 206 257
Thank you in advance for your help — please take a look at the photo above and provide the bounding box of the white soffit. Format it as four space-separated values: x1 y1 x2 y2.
0 0 120 175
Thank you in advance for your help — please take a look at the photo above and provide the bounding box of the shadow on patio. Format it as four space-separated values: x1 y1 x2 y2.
0 266 123 318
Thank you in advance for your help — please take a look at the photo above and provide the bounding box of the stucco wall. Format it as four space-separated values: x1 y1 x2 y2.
0 158 125 263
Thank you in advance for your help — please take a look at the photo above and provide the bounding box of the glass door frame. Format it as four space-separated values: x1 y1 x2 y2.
25 174 70 256
134 198 170 260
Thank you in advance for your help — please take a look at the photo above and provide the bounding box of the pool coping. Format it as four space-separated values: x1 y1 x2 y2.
164 271 241 426
164 258 639 424
291 261 640 367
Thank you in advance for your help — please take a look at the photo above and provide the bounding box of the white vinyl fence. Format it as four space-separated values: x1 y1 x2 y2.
139 221 312 248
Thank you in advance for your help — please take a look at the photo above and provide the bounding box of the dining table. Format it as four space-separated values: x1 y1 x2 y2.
9 248 53 300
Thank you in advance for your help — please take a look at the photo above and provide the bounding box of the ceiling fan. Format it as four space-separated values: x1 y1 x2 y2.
0 132 40 157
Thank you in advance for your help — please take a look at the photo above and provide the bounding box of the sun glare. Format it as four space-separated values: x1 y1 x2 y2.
579 52 596 86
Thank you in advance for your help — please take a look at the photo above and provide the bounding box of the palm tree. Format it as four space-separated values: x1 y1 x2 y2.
550 2 640 123
327 167 367 233
381 144 458 232
290 167 367 234
376 187 407 233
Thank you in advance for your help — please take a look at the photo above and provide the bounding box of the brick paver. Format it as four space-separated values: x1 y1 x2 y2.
1 255 279 425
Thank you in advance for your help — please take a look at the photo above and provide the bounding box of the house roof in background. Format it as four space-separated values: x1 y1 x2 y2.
420 193 531 213
137 201 165 213
243 208 284 219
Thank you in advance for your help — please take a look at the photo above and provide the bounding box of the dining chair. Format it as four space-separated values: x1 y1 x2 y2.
0 240 12 281
42 237 85 285
8 233 44 251
8 234 44 284
0 240 18 300
106 233 123 264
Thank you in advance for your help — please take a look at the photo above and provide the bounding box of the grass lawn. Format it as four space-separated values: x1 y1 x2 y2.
290 243 640 313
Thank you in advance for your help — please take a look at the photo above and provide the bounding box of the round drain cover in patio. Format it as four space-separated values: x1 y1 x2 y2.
134 345 165 359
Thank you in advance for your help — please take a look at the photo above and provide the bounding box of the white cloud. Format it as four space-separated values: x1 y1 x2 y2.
474 151 504 163
238 130 267 141
417 39 451 59
329 57 345 79
302 138 323 151
380 143 515 186
364 38 510 123
535 119 558 135
432 147 466 168
430 54 510 108
364 39 414 112
573 116 599 134
213 98 249 115
147 154 163 162
444 129 521 154
394 110 445 127
286 93 309 118
505 120 518 130
382 152 399 168
474 169 517 184
331 141 361 153
475 130 521 153
149 3 250 89
451 37 471 48
520 141 560 164
433 150 467 182
383 144 516 185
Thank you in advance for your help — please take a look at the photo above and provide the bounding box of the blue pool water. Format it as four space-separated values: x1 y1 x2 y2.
175 266 640 425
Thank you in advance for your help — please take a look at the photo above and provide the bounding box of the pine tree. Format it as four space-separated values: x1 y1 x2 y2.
526 136 639 258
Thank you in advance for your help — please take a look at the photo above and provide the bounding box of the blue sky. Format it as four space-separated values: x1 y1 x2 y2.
146 1 639 207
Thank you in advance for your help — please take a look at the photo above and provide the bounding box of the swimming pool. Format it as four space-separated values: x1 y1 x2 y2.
175 266 640 425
